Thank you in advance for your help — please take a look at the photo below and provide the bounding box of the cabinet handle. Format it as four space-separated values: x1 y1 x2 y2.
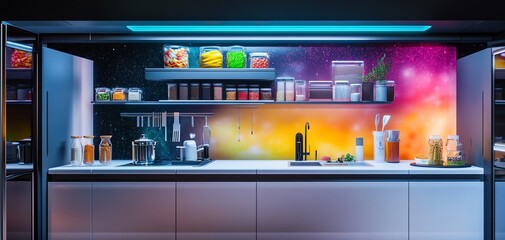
482 91 484 157
46 91 49 156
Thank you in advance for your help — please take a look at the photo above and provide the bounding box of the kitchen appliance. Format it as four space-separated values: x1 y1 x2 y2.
132 134 157 165
18 137 32 164
183 136 198 161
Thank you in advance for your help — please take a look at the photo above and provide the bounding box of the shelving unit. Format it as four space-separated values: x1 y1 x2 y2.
145 68 276 81
92 100 392 106
6 68 32 80
6 100 32 105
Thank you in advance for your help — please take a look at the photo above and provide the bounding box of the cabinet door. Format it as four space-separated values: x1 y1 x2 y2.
496 182 505 240
92 182 176 240
257 182 408 240
48 182 92 240
177 182 256 240
7 180 32 240
409 182 483 240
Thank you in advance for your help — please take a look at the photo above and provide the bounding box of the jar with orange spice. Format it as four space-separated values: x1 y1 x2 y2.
83 136 95 166
99 135 112 165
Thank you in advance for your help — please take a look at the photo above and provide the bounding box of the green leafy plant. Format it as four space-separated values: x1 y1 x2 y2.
363 54 391 83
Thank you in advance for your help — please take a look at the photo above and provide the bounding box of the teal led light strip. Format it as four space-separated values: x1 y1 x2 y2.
6 41 33 52
127 25 432 33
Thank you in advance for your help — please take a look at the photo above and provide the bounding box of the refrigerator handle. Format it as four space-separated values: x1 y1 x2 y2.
482 91 484 157
46 91 49 156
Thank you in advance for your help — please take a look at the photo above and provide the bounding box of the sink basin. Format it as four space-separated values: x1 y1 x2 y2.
289 161 372 167
119 160 213 167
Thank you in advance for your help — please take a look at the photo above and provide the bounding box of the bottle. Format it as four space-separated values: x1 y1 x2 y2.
99 135 112 165
446 135 465 166
374 80 387 102
356 137 364 162
82 136 95 166
385 130 400 163
70 136 83 166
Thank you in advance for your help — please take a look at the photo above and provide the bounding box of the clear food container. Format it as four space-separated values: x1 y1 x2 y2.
260 88 272 100
70 136 83 166
428 135 443 165
237 85 249 100
191 83 200 100
374 80 387 102
202 83 212 100
249 84 260 100
213 83 223 100
167 83 178 100
331 60 364 84
308 81 333 101
112 87 127 101
83 136 94 166
95 87 111 101
350 83 362 102
285 78 295 102
163 45 189 68
333 80 350 102
226 45 246 68
179 83 189 100
250 52 270 68
295 80 306 102
200 46 223 68
226 85 237 100
127 88 143 101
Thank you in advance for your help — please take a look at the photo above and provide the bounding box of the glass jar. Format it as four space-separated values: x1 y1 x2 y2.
276 78 285 102
249 52 270 68
163 45 189 68
295 80 306 102
260 88 272 100
112 87 127 101
237 85 249 100
374 80 387 102
99 135 112 165
82 136 94 166
226 45 246 68
190 83 200 100
249 84 260 100
167 83 178 100
446 135 465 166
200 46 223 68
428 135 443 165
350 83 362 102
202 83 212 100
385 130 400 163
127 87 143 101
225 85 236 100
331 60 364 83
386 80 395 102
95 87 111 101
333 80 350 102
70 136 83 166
285 78 295 102
179 83 189 100
213 83 223 100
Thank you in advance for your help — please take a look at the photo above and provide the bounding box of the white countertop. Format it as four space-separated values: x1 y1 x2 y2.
48 160 483 175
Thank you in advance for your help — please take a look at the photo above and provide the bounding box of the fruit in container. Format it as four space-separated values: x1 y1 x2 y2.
11 49 32 68
163 45 189 68
200 46 223 68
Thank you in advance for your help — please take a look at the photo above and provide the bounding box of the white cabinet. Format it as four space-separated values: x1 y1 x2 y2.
91 182 176 240
48 182 92 240
409 182 483 240
176 182 256 240
496 182 505 240
257 182 409 240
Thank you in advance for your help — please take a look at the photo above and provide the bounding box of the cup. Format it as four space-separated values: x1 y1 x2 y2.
373 131 385 162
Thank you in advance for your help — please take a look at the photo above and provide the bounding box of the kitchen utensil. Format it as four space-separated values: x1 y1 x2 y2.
202 116 211 145
382 114 391 132
136 116 140 127
147 116 150 127
172 112 181 142
162 111 167 141
141 116 144 127
190 115 195 139
375 113 380 131
132 134 157 165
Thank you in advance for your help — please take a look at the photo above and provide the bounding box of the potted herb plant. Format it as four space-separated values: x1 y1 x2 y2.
362 54 391 101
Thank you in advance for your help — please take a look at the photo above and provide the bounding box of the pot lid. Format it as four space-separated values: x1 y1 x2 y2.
134 134 155 143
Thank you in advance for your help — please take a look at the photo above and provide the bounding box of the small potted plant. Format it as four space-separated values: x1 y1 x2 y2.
362 54 391 101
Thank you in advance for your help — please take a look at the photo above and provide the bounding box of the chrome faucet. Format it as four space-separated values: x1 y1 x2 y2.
303 122 310 160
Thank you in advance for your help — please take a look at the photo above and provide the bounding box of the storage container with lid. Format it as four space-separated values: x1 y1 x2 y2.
200 46 223 68
250 52 270 68
226 45 246 68
226 85 237 100
333 80 350 102
202 83 212 100
308 81 333 101
350 83 362 102
295 80 306 102
331 60 364 84
387 80 395 102
213 83 223 100
237 85 249 100
446 135 465 166
82 136 94 166
248 84 260 100
132 134 157 165
167 83 178 100
99 135 112 165
285 78 295 102
163 45 189 68
112 87 127 101
19 137 32 164
190 83 200 100
260 88 272 100
428 135 443 165
70 136 83 166
127 87 143 101
374 80 387 102
179 83 189 100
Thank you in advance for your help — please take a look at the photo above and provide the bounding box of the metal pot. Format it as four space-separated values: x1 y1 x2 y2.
132 134 156 165
19 137 32 164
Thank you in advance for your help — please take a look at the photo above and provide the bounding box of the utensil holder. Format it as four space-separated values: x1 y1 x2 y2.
373 131 385 162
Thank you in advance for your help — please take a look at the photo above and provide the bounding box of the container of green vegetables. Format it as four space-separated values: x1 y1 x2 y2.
226 45 247 68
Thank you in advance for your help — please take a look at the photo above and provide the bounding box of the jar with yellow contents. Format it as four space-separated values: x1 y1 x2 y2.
82 136 95 166
200 46 223 68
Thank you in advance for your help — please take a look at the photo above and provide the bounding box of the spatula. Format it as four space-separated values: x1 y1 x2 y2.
382 115 391 132
375 113 380 131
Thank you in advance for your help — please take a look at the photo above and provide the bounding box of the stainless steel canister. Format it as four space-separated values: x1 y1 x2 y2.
132 134 157 164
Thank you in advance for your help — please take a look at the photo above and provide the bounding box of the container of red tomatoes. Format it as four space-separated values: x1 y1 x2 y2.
249 52 270 68
10 49 32 68
163 45 189 68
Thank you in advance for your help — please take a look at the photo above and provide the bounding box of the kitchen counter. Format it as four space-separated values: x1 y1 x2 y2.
48 160 483 177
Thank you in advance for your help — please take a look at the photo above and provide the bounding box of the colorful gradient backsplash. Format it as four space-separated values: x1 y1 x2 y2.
208 44 456 160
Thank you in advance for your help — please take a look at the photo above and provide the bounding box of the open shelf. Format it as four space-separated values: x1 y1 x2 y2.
6 100 32 105
92 100 392 106
145 68 276 81
6 68 32 80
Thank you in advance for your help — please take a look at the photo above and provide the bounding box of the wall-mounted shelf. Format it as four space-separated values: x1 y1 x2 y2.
495 100 505 105
145 68 276 81
6 100 32 105
92 100 392 106
6 68 32 80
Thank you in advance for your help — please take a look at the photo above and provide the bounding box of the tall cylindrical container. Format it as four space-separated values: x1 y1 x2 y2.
374 80 387 102
373 131 385 162
70 136 83 166
428 135 443 165
99 135 112 165
356 137 364 162
82 136 95 166
385 130 400 163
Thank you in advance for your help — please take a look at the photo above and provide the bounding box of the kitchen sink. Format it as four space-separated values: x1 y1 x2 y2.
289 161 372 167
119 160 213 167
